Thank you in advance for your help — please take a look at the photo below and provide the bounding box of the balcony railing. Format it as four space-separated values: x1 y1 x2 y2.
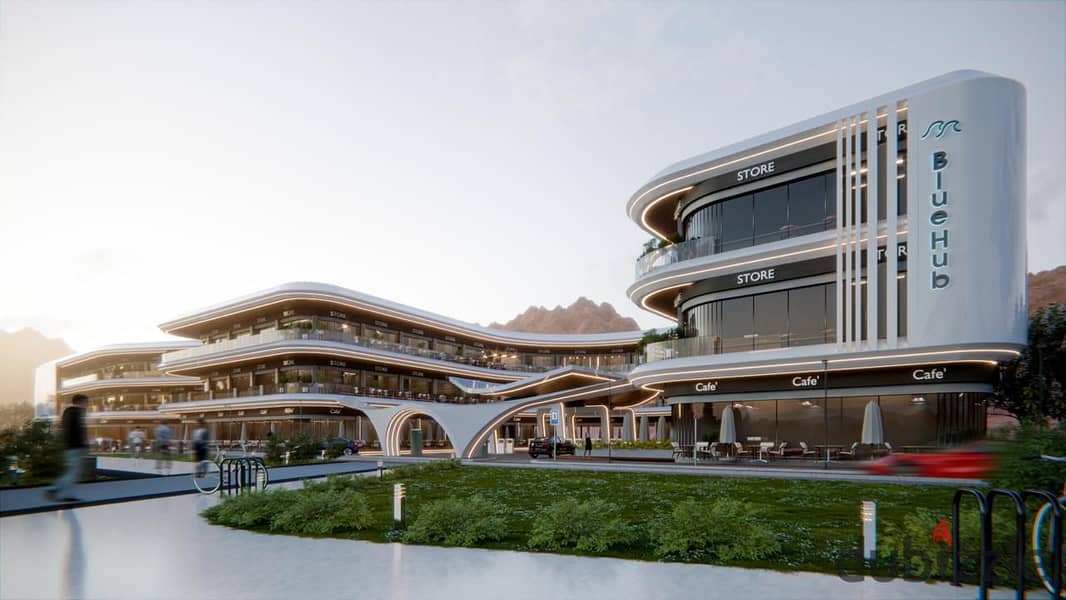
175 384 493 404
635 222 834 279
161 328 621 375
60 370 174 389
644 332 832 363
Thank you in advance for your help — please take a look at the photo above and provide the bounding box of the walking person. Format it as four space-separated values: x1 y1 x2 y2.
192 418 210 478
45 394 89 502
154 422 173 474
584 432 593 457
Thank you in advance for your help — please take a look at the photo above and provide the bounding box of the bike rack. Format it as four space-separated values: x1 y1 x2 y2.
953 488 992 599
988 489 1027 600
219 457 269 494
1022 489 1064 599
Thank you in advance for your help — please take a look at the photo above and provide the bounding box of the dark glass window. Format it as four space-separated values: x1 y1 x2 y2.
825 282 837 342
754 186 788 244
824 172 837 229
720 195 753 251
754 291 788 349
787 285 825 347
720 296 754 352
788 175 826 238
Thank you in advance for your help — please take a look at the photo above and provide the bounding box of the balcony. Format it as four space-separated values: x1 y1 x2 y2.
160 328 586 375
60 370 174 389
175 384 491 404
644 332 832 363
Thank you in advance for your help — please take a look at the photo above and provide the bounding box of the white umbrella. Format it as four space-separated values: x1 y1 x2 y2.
718 405 736 444
861 400 884 445
239 422 247 444
338 420 345 438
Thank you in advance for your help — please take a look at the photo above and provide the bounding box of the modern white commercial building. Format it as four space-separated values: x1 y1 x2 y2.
626 70 1026 455
38 70 1027 460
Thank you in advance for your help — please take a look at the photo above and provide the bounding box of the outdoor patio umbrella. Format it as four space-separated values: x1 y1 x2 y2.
719 405 736 444
861 400 884 445
338 420 345 438
239 422 247 445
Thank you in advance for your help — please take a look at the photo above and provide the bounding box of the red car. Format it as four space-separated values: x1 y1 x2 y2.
863 445 998 479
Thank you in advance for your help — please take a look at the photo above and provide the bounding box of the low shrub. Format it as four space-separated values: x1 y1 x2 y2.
527 498 637 552
270 488 373 535
386 459 462 478
202 489 297 529
402 495 506 546
286 429 325 461
653 498 781 561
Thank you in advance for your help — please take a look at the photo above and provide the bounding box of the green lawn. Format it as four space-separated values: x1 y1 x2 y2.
201 461 994 581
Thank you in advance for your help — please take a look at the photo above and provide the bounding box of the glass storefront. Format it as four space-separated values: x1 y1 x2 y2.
674 393 986 453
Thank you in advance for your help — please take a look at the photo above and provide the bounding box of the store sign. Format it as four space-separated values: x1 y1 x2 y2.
736 161 776 182
694 381 719 392
736 268 775 286
329 360 347 367
671 363 992 396
329 408 341 415
930 148 952 290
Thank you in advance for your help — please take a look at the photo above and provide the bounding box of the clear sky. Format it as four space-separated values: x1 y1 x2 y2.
1 1 1063 353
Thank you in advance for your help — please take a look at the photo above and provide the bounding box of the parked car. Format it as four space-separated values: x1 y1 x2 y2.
862 445 998 479
528 437 575 458
321 437 362 456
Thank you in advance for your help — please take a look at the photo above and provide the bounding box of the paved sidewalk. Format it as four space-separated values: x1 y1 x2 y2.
0 461 394 517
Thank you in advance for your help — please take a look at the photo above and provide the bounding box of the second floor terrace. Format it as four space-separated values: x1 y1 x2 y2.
160 325 638 376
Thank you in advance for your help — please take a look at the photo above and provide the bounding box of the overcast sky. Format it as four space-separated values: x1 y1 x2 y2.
1 1 1063 353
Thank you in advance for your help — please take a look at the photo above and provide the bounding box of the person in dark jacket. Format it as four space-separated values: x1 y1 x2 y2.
46 394 89 502
584 433 593 457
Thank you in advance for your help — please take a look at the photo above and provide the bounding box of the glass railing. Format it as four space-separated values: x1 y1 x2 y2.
60 370 175 389
644 333 832 363
634 222 834 279
174 385 492 404
161 329 618 375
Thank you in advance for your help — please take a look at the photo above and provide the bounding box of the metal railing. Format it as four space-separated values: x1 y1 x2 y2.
162 328 634 375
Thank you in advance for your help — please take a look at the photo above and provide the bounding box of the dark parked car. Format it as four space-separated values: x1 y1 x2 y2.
322 437 363 456
528 437 575 458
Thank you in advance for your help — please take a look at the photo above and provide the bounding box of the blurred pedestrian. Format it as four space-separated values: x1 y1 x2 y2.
584 433 593 457
45 394 88 502
154 422 172 474
192 418 210 478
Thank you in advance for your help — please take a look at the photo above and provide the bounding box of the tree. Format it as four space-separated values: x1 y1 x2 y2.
992 303 1066 424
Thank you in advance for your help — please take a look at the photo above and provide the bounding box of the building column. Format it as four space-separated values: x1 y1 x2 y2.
656 416 666 441
639 416 649 441
622 411 634 442
599 409 610 442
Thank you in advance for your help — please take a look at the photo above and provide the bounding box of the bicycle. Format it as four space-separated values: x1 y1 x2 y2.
1023 454 1066 596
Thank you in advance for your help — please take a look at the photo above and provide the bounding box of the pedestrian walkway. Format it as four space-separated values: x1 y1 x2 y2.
0 460 393 517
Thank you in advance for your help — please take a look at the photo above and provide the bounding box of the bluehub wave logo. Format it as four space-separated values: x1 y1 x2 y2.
920 120 962 140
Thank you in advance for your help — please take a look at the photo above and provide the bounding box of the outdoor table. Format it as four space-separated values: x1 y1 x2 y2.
815 445 844 460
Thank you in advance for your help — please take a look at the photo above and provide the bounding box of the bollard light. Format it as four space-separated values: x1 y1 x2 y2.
861 500 877 562
284 450 291 465
393 483 405 525
377 459 384 479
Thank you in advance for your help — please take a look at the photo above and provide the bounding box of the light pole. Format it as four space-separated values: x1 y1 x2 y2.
823 359 830 470
607 380 612 463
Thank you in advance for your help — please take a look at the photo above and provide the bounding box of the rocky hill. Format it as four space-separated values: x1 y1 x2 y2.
0 328 73 406
489 297 640 334
1029 266 1066 315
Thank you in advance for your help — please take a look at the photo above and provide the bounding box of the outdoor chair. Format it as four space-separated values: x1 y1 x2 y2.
671 442 684 460
798 441 816 457
837 442 860 459
733 442 752 458
768 441 788 461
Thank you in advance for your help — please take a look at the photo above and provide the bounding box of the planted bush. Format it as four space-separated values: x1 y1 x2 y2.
402 495 506 546
202 486 373 536
527 498 637 552
270 488 373 535
653 498 781 561
991 424 1066 493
